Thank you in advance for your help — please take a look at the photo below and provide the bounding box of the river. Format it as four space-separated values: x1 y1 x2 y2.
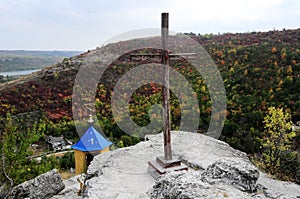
0 69 41 77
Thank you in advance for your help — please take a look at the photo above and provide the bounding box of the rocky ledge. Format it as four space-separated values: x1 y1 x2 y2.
53 131 300 199
7 169 64 199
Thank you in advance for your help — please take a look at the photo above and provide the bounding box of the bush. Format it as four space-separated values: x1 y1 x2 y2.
117 135 140 148
278 151 300 183
59 152 75 171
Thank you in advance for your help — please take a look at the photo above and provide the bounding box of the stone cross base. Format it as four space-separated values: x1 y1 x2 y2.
148 156 188 179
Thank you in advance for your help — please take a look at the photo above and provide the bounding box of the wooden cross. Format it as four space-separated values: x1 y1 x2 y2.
131 13 195 178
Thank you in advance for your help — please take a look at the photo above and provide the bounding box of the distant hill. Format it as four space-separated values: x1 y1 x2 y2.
0 50 82 72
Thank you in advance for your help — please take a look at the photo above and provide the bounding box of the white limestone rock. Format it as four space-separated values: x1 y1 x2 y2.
51 131 300 199
8 169 64 199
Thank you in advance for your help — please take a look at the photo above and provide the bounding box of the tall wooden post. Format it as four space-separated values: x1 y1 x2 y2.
161 13 172 161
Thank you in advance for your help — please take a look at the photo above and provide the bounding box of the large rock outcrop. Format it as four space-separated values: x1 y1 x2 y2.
51 131 300 199
8 169 64 199
201 159 260 192
150 171 257 199
150 158 260 198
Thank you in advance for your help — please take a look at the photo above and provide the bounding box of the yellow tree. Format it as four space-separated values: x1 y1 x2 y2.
261 107 296 173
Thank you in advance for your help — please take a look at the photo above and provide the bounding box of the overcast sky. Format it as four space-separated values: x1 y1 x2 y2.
1 0 299 51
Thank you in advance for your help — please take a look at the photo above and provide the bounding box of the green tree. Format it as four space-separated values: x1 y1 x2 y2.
260 107 296 174
59 152 75 171
0 113 43 193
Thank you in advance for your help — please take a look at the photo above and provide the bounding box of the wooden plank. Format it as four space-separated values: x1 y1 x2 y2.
161 12 172 161
170 53 197 60
130 53 197 62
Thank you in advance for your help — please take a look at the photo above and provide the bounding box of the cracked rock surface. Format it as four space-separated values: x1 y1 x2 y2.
51 131 300 199
8 169 64 199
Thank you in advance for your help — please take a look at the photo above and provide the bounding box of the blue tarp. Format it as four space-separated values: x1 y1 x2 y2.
71 126 112 152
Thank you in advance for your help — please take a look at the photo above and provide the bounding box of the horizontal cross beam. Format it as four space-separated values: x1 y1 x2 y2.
130 53 196 62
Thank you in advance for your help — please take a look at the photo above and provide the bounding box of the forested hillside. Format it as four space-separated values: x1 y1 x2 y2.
0 50 81 72
0 28 299 183
191 29 300 152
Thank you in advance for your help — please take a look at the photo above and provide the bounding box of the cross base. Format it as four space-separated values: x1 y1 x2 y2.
148 156 188 179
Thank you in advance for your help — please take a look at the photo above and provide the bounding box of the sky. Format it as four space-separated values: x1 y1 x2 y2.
1 0 299 51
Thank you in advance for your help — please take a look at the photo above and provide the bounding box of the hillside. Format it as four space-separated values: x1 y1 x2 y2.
0 50 81 72
0 29 299 135
0 28 299 182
